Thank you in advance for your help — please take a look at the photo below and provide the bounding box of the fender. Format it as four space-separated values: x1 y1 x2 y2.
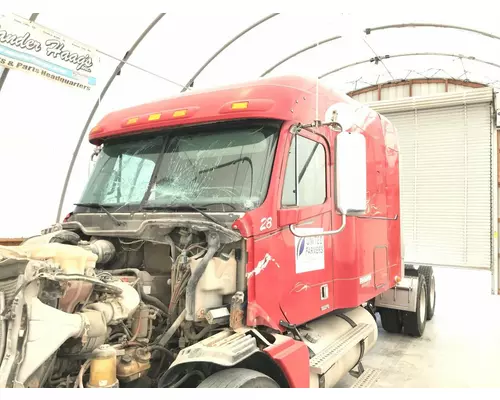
264 333 310 388
375 275 420 313
161 328 309 388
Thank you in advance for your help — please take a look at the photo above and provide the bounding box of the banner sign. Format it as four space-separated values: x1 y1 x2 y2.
0 14 100 92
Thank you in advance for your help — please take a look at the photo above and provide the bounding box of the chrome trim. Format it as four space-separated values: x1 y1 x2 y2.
357 214 398 221
289 214 346 238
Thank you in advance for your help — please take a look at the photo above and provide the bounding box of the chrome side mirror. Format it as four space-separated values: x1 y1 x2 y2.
335 130 367 215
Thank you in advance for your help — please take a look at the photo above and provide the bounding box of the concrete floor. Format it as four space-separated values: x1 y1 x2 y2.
336 267 500 388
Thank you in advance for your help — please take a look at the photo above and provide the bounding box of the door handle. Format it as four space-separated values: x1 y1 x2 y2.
289 214 347 238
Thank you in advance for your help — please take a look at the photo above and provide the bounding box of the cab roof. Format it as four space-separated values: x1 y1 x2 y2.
89 75 354 144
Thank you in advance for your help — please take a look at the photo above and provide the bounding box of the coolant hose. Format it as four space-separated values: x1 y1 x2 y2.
185 232 220 322
107 268 141 277
140 289 170 315
107 268 169 315
157 308 187 347
163 235 177 263
147 345 175 363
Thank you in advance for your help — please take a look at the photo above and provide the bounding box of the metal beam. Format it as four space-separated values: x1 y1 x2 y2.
260 35 342 77
364 23 500 42
318 52 500 80
181 13 279 92
55 13 165 222
261 22 500 79
0 13 39 93
347 78 486 97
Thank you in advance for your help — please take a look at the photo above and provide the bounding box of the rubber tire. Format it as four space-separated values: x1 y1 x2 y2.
197 368 280 388
379 308 403 334
403 277 427 337
418 265 436 321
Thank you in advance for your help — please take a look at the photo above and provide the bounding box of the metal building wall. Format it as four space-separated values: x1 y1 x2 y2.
350 79 487 103
350 80 499 295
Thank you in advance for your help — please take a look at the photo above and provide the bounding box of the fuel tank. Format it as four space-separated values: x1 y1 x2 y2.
299 306 378 388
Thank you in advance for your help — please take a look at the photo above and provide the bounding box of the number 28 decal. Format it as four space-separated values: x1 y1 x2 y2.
260 217 273 231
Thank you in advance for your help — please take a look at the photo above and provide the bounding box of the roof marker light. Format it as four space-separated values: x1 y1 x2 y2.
127 117 139 125
173 109 188 117
148 113 162 121
231 101 249 110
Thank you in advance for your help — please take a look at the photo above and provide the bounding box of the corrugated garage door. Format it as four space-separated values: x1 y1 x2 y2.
368 88 494 269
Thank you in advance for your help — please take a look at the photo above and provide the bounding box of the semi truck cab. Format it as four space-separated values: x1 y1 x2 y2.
0 76 436 389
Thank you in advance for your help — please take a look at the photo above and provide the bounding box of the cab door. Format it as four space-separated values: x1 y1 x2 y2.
277 129 334 326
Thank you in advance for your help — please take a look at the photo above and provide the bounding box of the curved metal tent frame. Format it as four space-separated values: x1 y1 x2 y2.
55 13 166 222
363 23 500 41
260 22 500 78
318 52 500 80
181 13 279 92
260 35 342 77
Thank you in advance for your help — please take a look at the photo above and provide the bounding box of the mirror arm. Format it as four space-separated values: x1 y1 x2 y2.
289 214 347 238
91 145 102 161
296 121 343 132
290 124 332 160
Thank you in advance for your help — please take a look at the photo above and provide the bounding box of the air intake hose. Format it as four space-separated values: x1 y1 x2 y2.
185 232 220 321
49 230 81 245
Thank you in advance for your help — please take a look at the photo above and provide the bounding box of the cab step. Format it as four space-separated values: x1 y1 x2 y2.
350 368 382 388
309 323 374 375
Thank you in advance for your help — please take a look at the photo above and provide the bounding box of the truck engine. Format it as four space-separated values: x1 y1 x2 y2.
0 220 243 388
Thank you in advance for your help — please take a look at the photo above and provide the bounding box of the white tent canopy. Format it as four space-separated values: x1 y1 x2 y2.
2 8 500 237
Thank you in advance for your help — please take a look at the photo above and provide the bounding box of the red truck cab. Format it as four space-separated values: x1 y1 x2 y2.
70 75 431 388
89 76 402 332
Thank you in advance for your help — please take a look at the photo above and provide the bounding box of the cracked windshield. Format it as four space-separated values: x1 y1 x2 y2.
79 122 280 211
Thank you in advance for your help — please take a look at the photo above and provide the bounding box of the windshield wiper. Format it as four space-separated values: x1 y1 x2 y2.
197 202 237 211
74 203 125 226
142 204 227 229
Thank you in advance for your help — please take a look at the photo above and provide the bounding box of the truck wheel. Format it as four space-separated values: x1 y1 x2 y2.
379 308 403 333
197 368 280 388
403 277 427 337
418 265 436 320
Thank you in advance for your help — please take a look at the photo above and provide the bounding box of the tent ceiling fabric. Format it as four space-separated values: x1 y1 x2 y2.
2 10 500 237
